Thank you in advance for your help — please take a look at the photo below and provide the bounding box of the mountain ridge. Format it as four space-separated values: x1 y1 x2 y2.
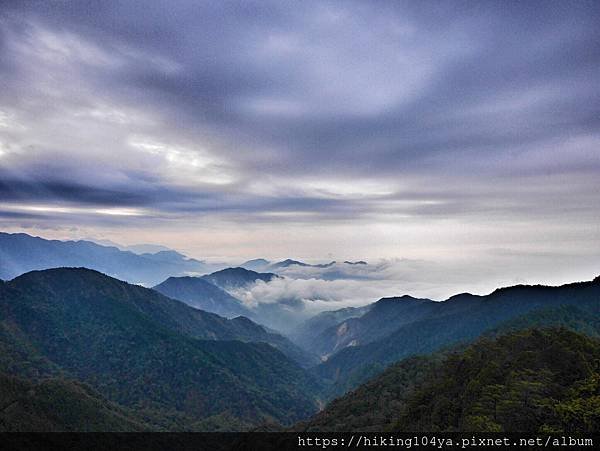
0 267 322 428
299 326 600 432
0 232 208 286
313 275 600 396
153 275 252 319
201 267 279 291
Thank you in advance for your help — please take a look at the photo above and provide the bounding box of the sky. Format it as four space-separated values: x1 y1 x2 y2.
0 1 599 295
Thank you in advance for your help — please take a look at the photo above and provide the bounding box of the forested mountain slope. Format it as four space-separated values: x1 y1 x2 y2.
301 327 600 433
0 268 322 429
315 277 600 396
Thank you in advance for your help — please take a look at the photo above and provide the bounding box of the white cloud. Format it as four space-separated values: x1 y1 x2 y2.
229 253 600 318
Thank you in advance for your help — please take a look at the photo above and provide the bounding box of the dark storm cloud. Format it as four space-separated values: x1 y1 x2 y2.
0 0 599 224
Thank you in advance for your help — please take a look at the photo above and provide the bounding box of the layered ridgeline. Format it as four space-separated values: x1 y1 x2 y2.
153 276 253 319
152 273 317 366
310 276 600 397
200 267 279 291
300 327 600 433
152 267 280 319
239 259 332 273
0 268 322 430
155 267 315 334
0 232 208 286
199 267 304 332
239 258 370 281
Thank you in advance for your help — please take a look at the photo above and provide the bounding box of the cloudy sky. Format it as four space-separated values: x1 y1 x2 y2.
0 1 599 293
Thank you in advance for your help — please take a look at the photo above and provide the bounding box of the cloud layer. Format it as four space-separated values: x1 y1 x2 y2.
0 2 598 283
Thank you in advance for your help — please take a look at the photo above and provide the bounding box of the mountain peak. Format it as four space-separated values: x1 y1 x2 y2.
209 267 262 277
153 274 252 319
11 266 109 283
275 259 309 267
201 267 279 292
0 266 321 428
375 294 432 305
145 250 187 258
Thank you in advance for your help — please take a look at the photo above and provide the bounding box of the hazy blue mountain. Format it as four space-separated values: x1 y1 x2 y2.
201 267 279 291
239 258 271 272
153 276 252 318
265 260 371 281
240 258 368 278
267 259 336 271
269 259 311 269
124 243 173 254
88 238 172 255
202 268 318 336
0 232 208 286
311 262 337 268
315 276 600 397
140 250 201 265
156 267 316 337
0 268 322 429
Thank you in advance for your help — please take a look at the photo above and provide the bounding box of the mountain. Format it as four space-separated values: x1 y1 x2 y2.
267 259 336 271
396 328 600 432
240 259 366 274
87 238 172 255
297 355 439 432
0 268 322 429
153 276 252 318
155 266 338 336
153 273 318 365
0 232 207 286
289 305 373 357
300 327 600 433
269 259 311 270
314 276 600 396
201 267 279 291
300 295 435 359
264 259 373 282
124 244 172 254
0 372 150 431
140 250 199 265
240 258 271 272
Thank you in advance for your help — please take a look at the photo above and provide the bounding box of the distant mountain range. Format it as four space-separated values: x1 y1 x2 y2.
1 231 599 432
240 258 367 274
88 238 173 255
0 232 208 286
239 258 271 271
0 268 322 429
